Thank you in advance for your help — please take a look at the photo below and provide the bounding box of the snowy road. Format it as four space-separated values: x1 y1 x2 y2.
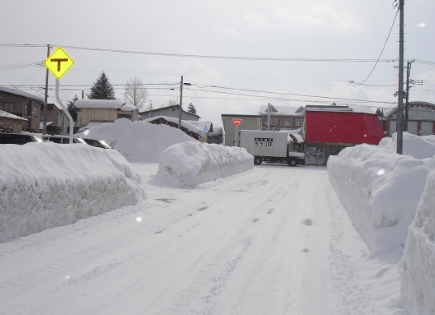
0 164 400 315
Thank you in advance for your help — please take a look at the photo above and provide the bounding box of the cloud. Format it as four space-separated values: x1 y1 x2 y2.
417 22 427 28
244 12 269 30
273 4 361 32
214 25 241 36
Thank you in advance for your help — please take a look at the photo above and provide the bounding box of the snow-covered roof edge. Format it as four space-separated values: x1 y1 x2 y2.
0 86 44 103
0 110 28 121
143 115 206 137
75 99 125 109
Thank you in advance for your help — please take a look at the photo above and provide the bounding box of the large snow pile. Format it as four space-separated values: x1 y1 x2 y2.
77 119 197 162
327 143 431 252
380 132 435 159
0 142 145 243
156 141 254 187
399 160 435 315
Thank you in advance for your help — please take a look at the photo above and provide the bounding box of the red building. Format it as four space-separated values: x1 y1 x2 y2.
302 105 385 165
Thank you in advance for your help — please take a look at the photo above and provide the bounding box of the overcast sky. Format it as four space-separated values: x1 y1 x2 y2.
1 0 434 125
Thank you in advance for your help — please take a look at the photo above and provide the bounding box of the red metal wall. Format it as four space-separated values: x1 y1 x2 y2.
304 111 385 144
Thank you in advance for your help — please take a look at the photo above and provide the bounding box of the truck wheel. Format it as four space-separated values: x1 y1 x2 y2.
288 159 297 167
254 156 263 165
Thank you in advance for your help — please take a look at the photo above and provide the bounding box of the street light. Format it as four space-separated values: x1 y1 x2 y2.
178 75 191 129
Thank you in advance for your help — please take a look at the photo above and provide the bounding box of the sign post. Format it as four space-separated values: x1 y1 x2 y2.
232 118 243 146
43 47 75 143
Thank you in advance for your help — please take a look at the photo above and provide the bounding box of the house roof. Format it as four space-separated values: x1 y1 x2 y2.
187 120 213 133
383 101 435 118
143 115 207 137
259 105 304 115
303 111 384 145
140 105 200 119
0 110 28 121
0 86 44 103
221 114 261 118
74 99 125 109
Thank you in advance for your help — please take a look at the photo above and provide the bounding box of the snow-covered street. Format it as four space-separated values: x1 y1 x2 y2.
0 163 401 315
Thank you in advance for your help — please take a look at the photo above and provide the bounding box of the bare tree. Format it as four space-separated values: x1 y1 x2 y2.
124 77 148 111
167 98 178 106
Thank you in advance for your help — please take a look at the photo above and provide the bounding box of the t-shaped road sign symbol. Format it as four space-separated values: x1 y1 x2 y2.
44 47 75 80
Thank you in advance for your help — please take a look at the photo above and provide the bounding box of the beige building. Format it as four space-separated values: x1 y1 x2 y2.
221 114 262 146
75 99 139 128
0 110 28 133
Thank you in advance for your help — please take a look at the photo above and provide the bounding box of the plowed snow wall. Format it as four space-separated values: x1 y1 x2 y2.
157 142 253 187
400 166 435 315
0 143 145 242
327 144 429 252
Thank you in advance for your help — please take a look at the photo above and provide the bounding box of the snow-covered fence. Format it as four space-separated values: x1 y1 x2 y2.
156 141 253 187
399 159 435 315
0 143 145 243
327 143 430 252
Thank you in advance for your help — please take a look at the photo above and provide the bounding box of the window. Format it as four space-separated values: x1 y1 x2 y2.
33 106 39 117
0 102 14 112
271 118 277 124
295 118 303 127
282 118 292 126
408 106 435 120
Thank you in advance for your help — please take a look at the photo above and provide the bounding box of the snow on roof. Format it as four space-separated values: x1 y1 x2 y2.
259 105 304 115
78 121 112 133
120 104 137 112
0 110 28 121
186 120 212 133
0 86 44 102
143 115 206 137
305 105 376 114
74 99 125 109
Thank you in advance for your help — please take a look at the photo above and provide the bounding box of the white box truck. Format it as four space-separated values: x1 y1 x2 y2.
238 130 305 166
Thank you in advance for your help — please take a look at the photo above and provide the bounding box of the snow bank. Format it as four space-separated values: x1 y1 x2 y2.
380 132 435 160
77 119 197 163
0 143 145 243
156 141 253 187
399 165 435 315
327 144 431 252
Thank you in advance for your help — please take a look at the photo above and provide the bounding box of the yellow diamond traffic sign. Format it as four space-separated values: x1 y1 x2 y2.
43 46 74 80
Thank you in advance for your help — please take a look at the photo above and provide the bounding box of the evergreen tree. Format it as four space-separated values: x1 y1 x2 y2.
67 95 79 121
88 72 116 100
187 103 197 115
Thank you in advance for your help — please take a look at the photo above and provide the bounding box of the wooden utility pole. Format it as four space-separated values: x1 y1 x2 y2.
396 0 405 154
178 76 183 129
43 45 51 135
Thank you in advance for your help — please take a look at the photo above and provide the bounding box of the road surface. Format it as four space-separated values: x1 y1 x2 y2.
0 164 398 315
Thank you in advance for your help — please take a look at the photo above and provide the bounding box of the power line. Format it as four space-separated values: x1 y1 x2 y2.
1 43 397 63
354 6 400 85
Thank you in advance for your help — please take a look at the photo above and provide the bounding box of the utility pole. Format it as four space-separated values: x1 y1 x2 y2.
396 0 405 154
404 60 414 132
43 45 51 135
178 76 183 129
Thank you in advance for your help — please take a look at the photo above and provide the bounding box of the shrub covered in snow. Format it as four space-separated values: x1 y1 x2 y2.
327 143 431 252
399 165 435 315
77 119 198 163
156 141 254 187
0 142 145 243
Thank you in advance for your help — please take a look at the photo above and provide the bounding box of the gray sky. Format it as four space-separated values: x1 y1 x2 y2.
1 0 434 125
